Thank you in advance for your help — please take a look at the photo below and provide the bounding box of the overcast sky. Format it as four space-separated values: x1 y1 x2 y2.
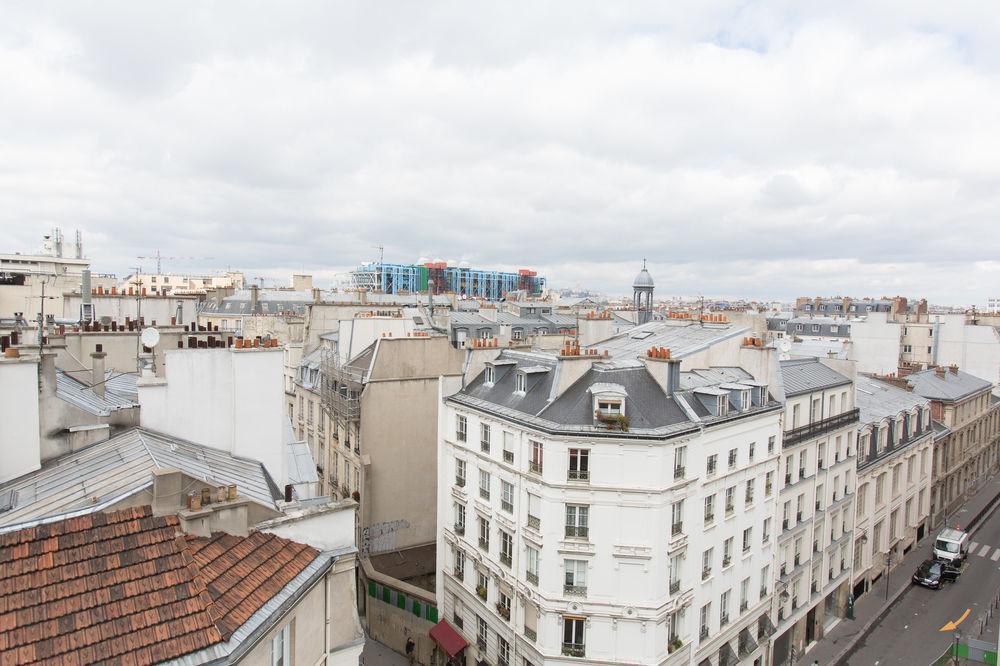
2 2 998 304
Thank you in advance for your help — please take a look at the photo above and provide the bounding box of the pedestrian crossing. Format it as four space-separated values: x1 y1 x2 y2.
967 541 1000 560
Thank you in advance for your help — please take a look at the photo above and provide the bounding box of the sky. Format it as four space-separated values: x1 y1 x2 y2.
1 1 999 304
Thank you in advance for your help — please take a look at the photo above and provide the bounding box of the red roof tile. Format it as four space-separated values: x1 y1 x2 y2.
0 506 319 665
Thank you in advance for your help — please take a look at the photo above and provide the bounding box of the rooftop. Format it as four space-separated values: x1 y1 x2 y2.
0 506 320 665
585 319 749 367
779 358 852 397
56 369 138 417
0 428 281 531
905 367 993 402
856 375 929 424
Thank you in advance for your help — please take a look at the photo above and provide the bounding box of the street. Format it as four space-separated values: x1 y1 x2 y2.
839 488 1000 665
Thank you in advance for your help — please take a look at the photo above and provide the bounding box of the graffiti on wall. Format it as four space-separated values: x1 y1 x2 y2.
362 519 411 555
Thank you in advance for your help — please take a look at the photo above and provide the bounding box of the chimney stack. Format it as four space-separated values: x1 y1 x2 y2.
90 344 106 397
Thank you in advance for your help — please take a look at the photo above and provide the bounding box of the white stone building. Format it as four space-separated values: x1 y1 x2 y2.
770 358 858 666
436 345 783 666
851 374 934 601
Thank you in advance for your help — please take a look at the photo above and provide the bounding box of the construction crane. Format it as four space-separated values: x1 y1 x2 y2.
137 250 215 275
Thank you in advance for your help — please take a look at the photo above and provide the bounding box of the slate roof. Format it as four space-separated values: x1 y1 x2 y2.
856 375 929 425
586 320 749 367
905 368 992 402
0 429 281 531
0 506 319 665
779 358 851 397
56 370 138 417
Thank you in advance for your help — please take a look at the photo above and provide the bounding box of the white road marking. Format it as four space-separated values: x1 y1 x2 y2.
979 544 991 557
970 541 980 552
991 549 1000 561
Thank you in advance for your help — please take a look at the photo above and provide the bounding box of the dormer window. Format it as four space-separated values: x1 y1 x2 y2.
811 324 820 333
717 395 729 417
597 400 622 416
740 390 751 412
515 372 526 394
485 365 495 385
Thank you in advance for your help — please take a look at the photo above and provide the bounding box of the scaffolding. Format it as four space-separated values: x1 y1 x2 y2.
350 261 545 300
319 347 363 422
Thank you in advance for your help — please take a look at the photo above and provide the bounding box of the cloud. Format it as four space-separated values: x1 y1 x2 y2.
0 1 998 305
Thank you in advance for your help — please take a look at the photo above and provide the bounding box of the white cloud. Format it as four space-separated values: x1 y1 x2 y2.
1 1 998 304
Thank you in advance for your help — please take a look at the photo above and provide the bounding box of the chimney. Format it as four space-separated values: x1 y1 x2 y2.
250 284 260 314
312 287 321 304
949 363 959 374
90 344 106 398
641 350 682 396
39 351 57 398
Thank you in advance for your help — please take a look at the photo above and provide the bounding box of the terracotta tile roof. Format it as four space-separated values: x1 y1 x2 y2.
0 506 319 666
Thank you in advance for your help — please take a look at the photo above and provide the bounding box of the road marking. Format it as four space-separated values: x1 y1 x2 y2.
970 541 979 551
940 609 971 632
992 549 1000 561
979 544 991 557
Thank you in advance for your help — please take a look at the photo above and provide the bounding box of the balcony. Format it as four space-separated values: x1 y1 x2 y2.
785 472 792 485
478 636 487 650
527 514 540 530
720 613 730 628
784 408 861 447
796 511 803 522
674 466 685 480
568 469 590 482
765 482 773 496
702 567 712 581
723 556 732 568
760 586 768 599
500 553 512 567
794 554 800 567
705 513 715 525
496 602 510 620
565 526 589 539
671 522 684 536
503 450 514 464
564 584 587 597
501 500 513 513
799 469 807 481
700 626 710 641
562 643 585 658
526 571 539 585
726 504 735 517
481 442 490 453
480 488 490 501
524 627 536 642
529 461 543 475
670 579 681 594
740 600 749 613
476 585 488 601
479 538 489 551
454 566 464 579
454 523 465 536
782 518 789 531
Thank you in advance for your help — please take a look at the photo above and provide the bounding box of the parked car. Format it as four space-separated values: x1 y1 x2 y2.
912 559 960 589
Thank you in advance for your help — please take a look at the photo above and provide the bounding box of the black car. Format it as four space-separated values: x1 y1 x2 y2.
912 559 960 589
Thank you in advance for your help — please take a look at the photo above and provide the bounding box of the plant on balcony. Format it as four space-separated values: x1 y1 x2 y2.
496 602 511 620
476 584 488 600
594 410 630 432
668 638 683 653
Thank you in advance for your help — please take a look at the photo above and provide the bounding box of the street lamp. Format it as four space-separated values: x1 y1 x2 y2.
885 552 892 601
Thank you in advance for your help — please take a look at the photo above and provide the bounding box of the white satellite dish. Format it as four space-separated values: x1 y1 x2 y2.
779 338 792 353
140 327 161 349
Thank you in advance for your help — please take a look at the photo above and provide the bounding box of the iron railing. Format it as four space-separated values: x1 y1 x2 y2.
784 408 860 447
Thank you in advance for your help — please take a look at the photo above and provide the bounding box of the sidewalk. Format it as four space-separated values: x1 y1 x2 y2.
797 476 1000 666
360 634 410 666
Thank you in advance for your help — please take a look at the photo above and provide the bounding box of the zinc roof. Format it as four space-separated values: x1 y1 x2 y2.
855 375 929 425
779 358 851 397
56 370 138 417
905 368 993 402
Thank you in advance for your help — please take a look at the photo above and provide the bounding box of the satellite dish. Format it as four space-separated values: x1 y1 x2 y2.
779 338 792 353
140 327 161 349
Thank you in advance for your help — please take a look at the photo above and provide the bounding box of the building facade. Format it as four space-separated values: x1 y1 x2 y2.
437 346 782 665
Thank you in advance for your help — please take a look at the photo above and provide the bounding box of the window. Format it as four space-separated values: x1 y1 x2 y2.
720 589 731 626
675 446 687 479
768 435 776 454
723 537 734 567
749 441 756 460
740 577 751 612
876 473 885 504
501 480 514 512
500 530 513 566
569 449 590 481
455 548 466 579
478 616 488 650
515 372 526 393
481 423 491 452
456 415 468 442
669 553 682 592
765 471 774 496
485 365 495 385
725 486 735 515
818 443 825 469
760 565 770 598
455 503 466 534
271 622 291 666
526 546 540 584
530 441 543 474
455 459 467 487
563 617 586 657
479 517 490 550
700 603 712 640
702 548 714 580
527 493 541 529
707 454 718 476
704 495 716 525
480 469 491 500
743 527 753 552
565 505 589 539
728 448 738 469
831 325 839 334
745 479 754 505
477 570 490 600
762 517 771 543
503 431 514 463
565 559 587 595
498 637 510 666
671 500 684 535
597 399 622 415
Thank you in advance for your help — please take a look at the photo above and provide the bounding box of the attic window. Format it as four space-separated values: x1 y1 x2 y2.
630 331 653 340
485 365 495 385
811 324 820 333
740 390 751 412
597 400 622 416
515 372 526 394
717 395 729 417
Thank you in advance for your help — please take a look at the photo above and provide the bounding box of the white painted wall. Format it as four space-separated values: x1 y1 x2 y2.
934 314 1000 385
849 313 902 375
260 504 357 552
0 358 41 483
138 348 287 486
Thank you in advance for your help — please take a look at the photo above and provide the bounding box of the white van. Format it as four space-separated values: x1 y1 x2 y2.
934 528 969 563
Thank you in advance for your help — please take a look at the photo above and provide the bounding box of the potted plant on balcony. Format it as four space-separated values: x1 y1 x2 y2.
668 638 683 653
476 584 488 600
496 602 510 620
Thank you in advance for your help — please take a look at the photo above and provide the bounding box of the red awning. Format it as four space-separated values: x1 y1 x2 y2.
429 620 468 657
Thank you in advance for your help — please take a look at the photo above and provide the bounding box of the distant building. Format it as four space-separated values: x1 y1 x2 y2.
123 269 245 295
